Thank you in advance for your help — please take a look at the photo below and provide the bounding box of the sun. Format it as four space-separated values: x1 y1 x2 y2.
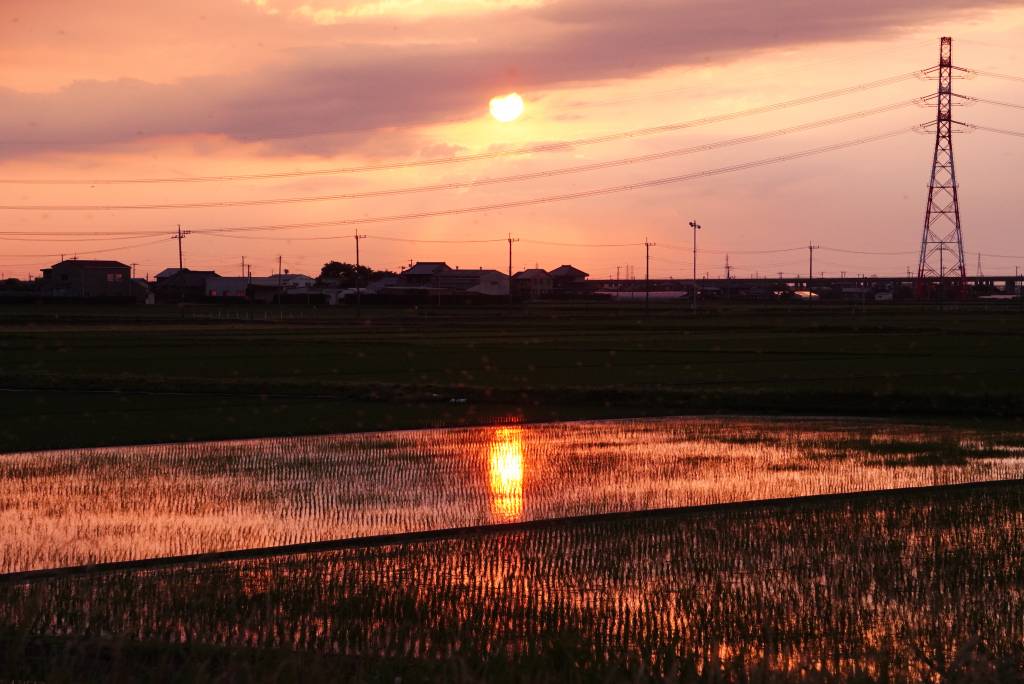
489 92 525 123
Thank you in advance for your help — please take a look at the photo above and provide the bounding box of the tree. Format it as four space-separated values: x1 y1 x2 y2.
317 261 394 287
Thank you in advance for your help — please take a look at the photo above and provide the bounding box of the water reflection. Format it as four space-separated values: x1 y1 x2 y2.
4 484 1020 680
488 427 524 521
4 416 1024 573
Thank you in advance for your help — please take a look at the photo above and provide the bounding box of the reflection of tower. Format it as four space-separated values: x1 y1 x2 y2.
916 37 967 299
488 427 524 521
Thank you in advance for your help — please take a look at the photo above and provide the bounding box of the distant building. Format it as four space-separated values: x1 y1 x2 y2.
130 278 154 305
440 269 510 296
205 276 250 299
549 265 589 293
398 262 510 296
154 267 183 280
153 269 220 302
39 259 132 298
512 269 553 298
248 273 316 289
400 262 452 286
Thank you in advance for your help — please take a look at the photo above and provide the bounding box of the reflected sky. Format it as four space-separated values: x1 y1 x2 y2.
488 427 524 521
3 416 1024 573
4 483 1020 680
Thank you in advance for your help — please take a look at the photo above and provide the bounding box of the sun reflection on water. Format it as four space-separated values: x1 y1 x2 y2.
488 427 524 521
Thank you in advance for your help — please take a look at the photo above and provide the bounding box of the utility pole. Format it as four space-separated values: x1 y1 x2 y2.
130 263 137 279
277 255 283 313
644 238 655 313
241 256 245 278
807 242 819 301
507 234 519 303
175 224 191 272
354 232 367 317
689 220 701 313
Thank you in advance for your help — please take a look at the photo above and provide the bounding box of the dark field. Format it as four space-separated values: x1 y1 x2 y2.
2 481 1022 683
2 302 1024 452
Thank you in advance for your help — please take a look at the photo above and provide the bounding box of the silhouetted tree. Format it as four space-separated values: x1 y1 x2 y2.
317 261 394 286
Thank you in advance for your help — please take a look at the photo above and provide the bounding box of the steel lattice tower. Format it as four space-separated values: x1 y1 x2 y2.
916 37 967 298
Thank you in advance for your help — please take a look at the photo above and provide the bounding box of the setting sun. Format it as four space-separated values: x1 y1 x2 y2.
489 92 524 122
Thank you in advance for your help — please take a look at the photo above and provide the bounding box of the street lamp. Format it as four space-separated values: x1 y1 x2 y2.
688 220 701 312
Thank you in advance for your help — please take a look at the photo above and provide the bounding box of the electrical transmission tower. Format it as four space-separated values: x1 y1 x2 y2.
916 36 967 299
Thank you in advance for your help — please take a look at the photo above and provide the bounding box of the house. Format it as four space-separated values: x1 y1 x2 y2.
130 278 154 305
549 265 589 291
154 267 183 280
443 269 509 296
205 276 251 299
39 259 132 298
400 262 452 286
239 273 318 303
398 263 510 296
248 273 315 289
512 269 553 298
153 269 220 302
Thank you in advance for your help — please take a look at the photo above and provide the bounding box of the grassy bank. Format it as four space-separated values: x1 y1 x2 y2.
3 301 1023 451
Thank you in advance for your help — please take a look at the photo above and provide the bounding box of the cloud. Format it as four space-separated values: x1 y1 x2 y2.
0 0 1014 157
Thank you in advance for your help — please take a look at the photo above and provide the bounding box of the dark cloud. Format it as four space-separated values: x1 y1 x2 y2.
0 0 1014 156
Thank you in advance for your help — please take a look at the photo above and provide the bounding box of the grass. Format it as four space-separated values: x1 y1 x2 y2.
3 301 1024 452
2 480 1022 682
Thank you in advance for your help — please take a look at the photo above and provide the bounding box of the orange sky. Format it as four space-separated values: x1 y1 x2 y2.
3 1 1024 280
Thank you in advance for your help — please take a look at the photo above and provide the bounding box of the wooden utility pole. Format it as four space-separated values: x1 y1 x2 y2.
175 224 191 271
507 234 519 303
689 220 701 313
354 232 367 317
644 238 655 313
807 242 819 302
277 255 283 314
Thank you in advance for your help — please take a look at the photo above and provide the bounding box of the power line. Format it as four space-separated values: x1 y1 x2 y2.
820 246 916 255
168 128 910 237
660 243 805 255
202 232 507 244
0 232 164 242
522 240 643 247
970 123 1024 138
969 68 1024 84
963 96 1024 111
0 72 923 186
0 235 171 259
0 101 919 212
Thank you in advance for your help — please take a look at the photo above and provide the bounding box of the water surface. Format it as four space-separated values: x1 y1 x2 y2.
2 416 1022 573
4 483 1021 680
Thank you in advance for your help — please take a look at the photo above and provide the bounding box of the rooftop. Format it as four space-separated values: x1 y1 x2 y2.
550 264 589 278
48 259 129 270
402 262 451 276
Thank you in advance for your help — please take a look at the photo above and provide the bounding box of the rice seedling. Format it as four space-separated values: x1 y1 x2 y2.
1 416 1023 573
1 481 1020 682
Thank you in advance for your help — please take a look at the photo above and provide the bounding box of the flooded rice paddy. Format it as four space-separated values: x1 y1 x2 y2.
3 482 1021 681
2 416 1024 573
